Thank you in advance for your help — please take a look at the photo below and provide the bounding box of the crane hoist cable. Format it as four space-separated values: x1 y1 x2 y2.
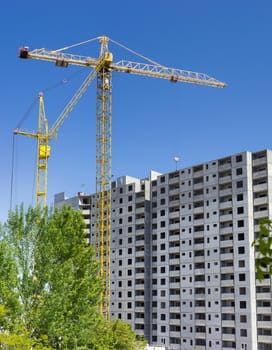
18 35 226 319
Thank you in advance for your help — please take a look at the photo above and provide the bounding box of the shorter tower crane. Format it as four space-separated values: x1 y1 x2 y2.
14 56 106 208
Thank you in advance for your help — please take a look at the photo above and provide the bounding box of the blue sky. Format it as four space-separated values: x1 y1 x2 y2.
1 0 272 222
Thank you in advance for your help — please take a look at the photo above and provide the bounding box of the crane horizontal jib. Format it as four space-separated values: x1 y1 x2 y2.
19 46 226 88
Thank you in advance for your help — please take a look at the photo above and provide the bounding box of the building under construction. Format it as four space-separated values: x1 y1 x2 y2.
55 149 272 350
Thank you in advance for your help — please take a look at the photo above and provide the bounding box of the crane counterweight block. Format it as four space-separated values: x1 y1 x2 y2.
19 47 29 59
56 59 69 68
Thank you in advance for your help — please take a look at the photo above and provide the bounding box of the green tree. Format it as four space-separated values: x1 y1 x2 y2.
0 305 50 349
87 318 146 350
0 205 103 348
0 205 147 349
252 218 272 281
0 239 22 332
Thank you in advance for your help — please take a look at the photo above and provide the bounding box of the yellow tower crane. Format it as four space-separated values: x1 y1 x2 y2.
18 35 226 317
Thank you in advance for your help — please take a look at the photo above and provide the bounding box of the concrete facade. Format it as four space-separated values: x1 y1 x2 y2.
54 150 272 350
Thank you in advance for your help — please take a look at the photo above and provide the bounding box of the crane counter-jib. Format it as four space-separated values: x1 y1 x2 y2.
19 47 98 68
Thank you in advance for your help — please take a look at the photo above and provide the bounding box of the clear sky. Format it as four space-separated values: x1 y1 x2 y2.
1 0 272 222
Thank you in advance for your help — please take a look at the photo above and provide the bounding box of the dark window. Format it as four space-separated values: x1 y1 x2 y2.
237 207 244 214
237 181 243 188
238 233 245 241
160 187 165 194
240 301 246 309
238 247 245 254
239 260 245 267
236 155 243 162
236 168 243 175
239 273 246 281
238 220 244 227
237 194 243 201
240 329 247 337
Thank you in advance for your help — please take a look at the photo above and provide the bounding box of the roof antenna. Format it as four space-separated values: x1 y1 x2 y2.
173 156 180 171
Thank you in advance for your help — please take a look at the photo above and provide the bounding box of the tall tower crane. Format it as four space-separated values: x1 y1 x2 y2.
19 35 226 317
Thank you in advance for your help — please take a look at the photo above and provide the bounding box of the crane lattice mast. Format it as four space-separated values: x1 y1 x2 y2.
14 93 51 208
18 35 226 317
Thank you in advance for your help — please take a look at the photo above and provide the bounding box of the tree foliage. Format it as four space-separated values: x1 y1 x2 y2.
252 218 272 281
87 318 146 350
0 205 146 349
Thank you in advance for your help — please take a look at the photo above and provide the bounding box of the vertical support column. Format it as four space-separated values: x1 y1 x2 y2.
95 67 112 318
36 93 50 208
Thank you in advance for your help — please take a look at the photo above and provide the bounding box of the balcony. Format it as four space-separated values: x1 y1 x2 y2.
257 321 272 328
252 156 267 166
169 199 179 206
221 266 234 274
169 234 180 242
220 214 233 222
135 217 145 225
195 331 206 338
257 335 272 343
193 194 204 201
169 188 179 196
219 201 233 210
256 293 272 300
135 207 145 214
194 306 205 313
220 240 233 248
253 170 267 179
220 227 233 235
253 183 268 192
169 223 180 230
195 317 206 324
254 196 268 206
218 162 231 171
222 320 235 327
219 175 232 184
169 212 180 219
194 243 204 250
220 253 234 260
170 282 180 289
222 333 235 341
219 188 232 196
257 307 272 314
255 210 269 219
221 279 234 287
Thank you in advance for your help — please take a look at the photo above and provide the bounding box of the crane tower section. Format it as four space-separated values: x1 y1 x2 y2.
95 36 112 315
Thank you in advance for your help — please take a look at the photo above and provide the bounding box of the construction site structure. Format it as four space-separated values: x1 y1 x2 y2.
18 35 226 317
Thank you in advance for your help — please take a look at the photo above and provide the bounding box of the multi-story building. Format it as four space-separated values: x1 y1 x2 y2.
55 150 272 350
